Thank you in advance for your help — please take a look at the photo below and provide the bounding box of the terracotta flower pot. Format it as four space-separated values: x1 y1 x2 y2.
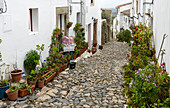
59 66 63 73
10 70 22 82
88 49 91 53
6 89 18 101
19 85 35 98
92 48 97 54
67 24 72 28
99 45 103 50
93 42 97 47
37 80 45 89
73 54 77 60
44 72 56 84
27 79 37 86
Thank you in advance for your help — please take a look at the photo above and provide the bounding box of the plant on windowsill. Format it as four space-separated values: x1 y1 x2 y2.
5 86 19 101
67 22 73 28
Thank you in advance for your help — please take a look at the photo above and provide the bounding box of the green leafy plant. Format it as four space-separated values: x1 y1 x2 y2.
116 29 132 43
27 70 37 82
9 86 18 93
0 79 9 87
24 50 40 74
19 82 32 94
67 22 73 26
36 44 45 66
52 27 60 34
74 48 80 55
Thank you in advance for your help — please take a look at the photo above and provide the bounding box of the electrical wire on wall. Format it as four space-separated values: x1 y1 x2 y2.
0 0 7 14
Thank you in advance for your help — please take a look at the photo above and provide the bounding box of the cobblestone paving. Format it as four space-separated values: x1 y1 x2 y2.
0 41 130 108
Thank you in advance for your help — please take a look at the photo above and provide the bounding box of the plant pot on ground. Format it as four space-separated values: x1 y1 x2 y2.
18 83 35 98
27 70 37 86
44 71 56 85
70 62 76 69
88 49 91 53
10 69 22 82
0 79 9 99
54 66 59 76
6 86 19 101
37 77 45 89
99 45 103 50
93 42 97 47
92 48 97 54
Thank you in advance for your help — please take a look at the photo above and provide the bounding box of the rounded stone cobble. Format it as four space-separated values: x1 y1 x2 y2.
2 41 130 108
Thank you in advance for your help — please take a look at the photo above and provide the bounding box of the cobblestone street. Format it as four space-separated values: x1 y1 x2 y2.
1 41 131 108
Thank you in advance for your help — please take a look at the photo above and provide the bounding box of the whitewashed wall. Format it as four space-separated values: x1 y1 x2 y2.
84 0 102 46
153 0 170 74
68 1 81 36
116 3 132 32
0 0 68 74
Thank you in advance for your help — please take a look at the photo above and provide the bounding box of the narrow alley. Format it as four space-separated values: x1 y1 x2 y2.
4 41 130 108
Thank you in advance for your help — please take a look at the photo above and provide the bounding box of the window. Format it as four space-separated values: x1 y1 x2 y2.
77 12 81 24
91 0 94 6
136 0 138 14
29 8 38 32
58 14 65 30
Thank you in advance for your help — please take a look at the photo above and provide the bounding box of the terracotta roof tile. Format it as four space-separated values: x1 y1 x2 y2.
116 2 132 8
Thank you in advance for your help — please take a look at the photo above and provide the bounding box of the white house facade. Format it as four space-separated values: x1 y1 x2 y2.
116 2 132 33
153 0 170 75
0 0 102 76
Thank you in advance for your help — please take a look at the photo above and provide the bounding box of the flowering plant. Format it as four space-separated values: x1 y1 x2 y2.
129 61 170 107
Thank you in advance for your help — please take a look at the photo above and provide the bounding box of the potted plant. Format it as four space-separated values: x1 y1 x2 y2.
99 45 103 50
67 22 73 28
53 27 61 38
92 47 97 54
18 83 35 98
0 79 9 99
10 63 23 82
93 42 97 47
70 62 76 69
24 50 40 75
54 66 59 76
6 86 19 101
61 55 68 71
73 48 80 59
66 53 71 63
27 70 37 86
44 71 56 84
37 77 44 89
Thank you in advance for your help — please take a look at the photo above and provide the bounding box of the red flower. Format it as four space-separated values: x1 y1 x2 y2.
136 28 138 30
153 50 156 54
139 30 141 32
147 37 149 39
127 54 130 57
140 38 141 40
144 26 146 29
163 62 165 65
